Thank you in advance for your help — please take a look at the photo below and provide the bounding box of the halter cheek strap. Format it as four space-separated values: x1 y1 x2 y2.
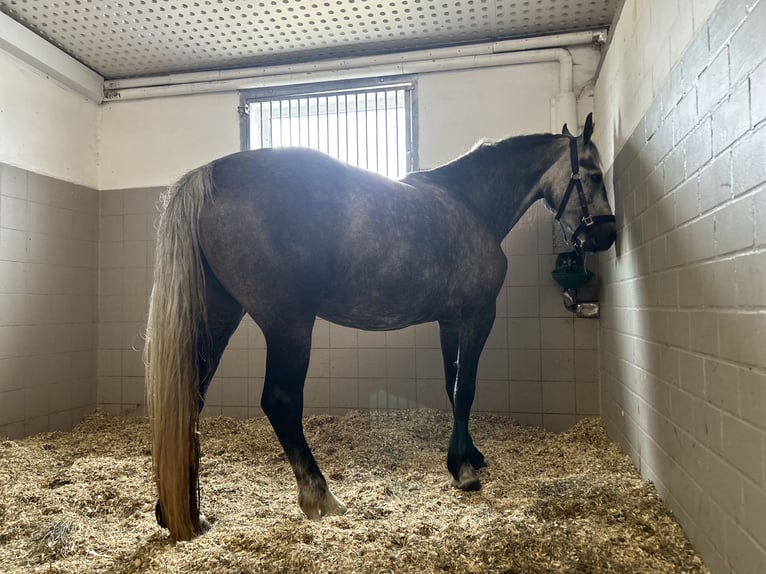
554 137 616 248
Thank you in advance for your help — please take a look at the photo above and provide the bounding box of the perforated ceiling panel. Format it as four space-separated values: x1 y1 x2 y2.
0 1 616 80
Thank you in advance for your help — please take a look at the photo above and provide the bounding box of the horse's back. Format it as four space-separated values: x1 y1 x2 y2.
198 147 507 330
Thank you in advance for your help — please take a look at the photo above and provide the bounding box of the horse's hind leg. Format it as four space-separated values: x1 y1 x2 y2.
196 260 246 407
155 261 244 530
258 316 347 519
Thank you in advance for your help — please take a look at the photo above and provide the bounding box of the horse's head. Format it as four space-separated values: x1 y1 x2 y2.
541 113 616 253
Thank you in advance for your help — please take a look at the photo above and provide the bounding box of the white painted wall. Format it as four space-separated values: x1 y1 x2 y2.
417 62 559 168
97 92 240 190
420 45 600 168
0 50 98 188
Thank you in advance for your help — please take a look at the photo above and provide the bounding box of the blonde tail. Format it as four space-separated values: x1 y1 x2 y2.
144 164 214 541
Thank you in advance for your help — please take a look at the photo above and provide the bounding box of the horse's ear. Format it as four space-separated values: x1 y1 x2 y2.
583 113 594 144
562 123 573 137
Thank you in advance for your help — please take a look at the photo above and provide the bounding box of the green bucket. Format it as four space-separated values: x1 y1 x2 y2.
551 251 593 289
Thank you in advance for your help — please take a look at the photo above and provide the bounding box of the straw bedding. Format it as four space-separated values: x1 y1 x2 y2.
0 409 708 573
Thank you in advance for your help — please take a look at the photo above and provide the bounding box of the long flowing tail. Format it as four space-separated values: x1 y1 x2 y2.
144 163 215 541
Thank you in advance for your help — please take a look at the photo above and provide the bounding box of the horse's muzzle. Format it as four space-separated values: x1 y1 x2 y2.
579 220 616 252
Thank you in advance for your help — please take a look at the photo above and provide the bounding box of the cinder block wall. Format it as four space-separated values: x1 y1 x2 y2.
597 0 766 571
0 165 99 437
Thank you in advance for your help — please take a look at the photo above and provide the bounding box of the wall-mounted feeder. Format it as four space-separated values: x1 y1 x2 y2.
551 251 600 318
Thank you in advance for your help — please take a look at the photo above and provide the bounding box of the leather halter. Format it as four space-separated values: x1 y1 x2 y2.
554 137 616 249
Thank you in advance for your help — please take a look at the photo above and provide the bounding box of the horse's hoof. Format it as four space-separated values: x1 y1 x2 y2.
452 464 482 491
198 513 212 534
155 501 211 536
322 489 348 517
300 488 348 520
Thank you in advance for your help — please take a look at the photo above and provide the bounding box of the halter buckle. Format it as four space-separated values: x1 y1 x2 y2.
570 172 581 181
582 215 594 226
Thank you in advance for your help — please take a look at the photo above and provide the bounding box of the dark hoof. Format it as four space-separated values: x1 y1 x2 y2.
451 464 482 491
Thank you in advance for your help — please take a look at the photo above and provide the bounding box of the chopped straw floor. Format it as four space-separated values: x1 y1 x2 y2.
0 410 709 573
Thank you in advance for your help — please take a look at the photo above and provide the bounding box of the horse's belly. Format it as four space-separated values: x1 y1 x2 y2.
317 306 432 331
317 281 448 331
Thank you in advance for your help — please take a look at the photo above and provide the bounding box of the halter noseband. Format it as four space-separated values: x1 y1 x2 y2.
554 137 616 249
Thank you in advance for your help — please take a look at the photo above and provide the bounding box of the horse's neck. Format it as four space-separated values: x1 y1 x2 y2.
422 135 564 240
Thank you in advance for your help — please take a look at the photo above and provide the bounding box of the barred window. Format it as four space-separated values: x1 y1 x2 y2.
240 79 416 179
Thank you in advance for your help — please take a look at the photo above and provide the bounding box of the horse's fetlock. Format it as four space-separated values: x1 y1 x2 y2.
155 500 166 528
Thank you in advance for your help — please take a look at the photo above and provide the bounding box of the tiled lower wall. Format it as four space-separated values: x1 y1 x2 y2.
97 187 602 431
0 164 98 438
599 0 766 571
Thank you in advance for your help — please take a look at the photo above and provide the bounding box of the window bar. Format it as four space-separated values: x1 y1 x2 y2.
404 88 413 172
251 103 258 149
383 90 390 177
394 91 400 178
278 100 282 146
321 96 326 152
250 103 257 149
259 103 266 148
297 98 302 147
324 95 330 154
364 92 370 171
374 90 380 174
280 99 284 146
312 97 319 150
344 93 349 164
268 100 274 148
335 94 340 158
284 99 291 147
355 92 361 168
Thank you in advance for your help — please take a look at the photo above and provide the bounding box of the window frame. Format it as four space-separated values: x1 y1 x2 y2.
238 76 419 177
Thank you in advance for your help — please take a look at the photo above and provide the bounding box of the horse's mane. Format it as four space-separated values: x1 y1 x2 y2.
471 132 568 153
431 132 569 173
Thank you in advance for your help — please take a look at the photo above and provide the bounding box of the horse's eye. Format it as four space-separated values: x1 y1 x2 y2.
590 173 603 184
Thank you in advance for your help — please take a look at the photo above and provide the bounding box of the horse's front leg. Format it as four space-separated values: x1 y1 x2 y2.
439 319 486 471
260 321 347 519
444 305 496 490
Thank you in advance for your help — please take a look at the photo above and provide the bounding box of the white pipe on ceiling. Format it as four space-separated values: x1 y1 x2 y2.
106 49 572 101
104 29 607 102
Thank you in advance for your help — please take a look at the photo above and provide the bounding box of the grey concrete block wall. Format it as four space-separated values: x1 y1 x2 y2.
600 0 766 571
0 164 99 438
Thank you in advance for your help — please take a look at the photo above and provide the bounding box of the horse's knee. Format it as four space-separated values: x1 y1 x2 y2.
261 382 299 419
